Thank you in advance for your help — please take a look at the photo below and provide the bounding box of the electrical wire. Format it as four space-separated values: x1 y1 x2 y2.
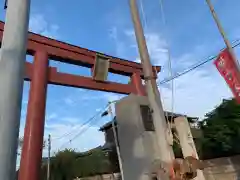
58 120 98 150
59 120 97 150
51 89 97 141
139 0 176 146
140 0 176 130
139 0 176 149
51 124 83 141
158 0 175 132
58 104 109 150
158 39 240 85
139 0 148 30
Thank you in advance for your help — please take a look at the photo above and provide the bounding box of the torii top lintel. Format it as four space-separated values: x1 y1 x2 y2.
0 21 160 77
0 21 161 94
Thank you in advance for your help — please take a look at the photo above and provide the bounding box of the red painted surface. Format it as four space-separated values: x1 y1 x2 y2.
131 73 146 96
0 21 161 77
24 62 134 94
0 21 162 180
48 70 135 94
18 51 49 180
214 49 240 103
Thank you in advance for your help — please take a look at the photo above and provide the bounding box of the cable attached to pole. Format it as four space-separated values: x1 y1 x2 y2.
129 0 175 178
139 0 175 136
139 0 148 31
158 39 240 85
159 0 175 130
158 0 175 147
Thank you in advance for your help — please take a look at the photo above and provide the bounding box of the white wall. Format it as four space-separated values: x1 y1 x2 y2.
115 94 161 180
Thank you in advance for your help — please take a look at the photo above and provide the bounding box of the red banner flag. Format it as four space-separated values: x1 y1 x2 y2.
214 49 240 104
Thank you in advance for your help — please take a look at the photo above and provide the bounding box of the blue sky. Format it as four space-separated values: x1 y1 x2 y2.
1 0 240 166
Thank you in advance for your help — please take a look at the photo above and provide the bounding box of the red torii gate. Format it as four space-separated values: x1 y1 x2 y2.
0 21 160 180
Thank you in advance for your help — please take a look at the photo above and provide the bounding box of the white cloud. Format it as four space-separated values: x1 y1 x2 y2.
159 65 232 119
64 97 75 106
109 27 128 57
46 113 58 122
60 117 80 124
109 27 235 119
17 93 106 167
95 108 102 112
17 114 105 168
124 29 168 65
103 93 125 103
44 124 104 154
62 89 126 105
29 14 59 38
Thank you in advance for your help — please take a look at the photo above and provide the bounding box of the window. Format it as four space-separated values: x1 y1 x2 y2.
140 105 155 131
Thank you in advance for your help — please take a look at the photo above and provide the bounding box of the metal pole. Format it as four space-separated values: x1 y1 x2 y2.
47 134 51 180
0 0 31 179
108 103 125 180
129 0 174 179
205 0 240 70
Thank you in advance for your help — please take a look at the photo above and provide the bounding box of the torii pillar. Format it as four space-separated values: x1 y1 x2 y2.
131 72 147 96
18 50 49 180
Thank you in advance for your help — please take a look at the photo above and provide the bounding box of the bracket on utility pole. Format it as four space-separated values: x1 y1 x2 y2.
4 0 7 9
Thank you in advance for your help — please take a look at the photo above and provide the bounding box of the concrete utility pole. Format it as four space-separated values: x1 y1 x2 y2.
129 0 174 179
47 134 51 180
0 0 31 180
205 0 240 70
174 117 205 180
108 103 125 180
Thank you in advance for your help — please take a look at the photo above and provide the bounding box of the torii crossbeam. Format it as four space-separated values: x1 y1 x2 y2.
0 21 160 180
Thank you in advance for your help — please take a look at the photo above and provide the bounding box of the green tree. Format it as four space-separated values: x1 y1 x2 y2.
199 98 240 159
50 149 78 180
41 148 113 180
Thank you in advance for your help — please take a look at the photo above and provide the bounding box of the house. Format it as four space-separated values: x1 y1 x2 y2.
98 110 202 179
99 111 201 153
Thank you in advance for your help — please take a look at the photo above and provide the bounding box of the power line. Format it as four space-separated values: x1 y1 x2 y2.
158 39 240 85
51 89 99 141
139 0 148 30
69 115 102 143
158 0 175 129
58 116 101 150
51 124 83 141
57 104 109 149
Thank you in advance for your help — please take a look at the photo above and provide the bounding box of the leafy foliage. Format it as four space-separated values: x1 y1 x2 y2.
41 148 114 180
39 98 240 179
171 99 240 160
199 98 240 159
